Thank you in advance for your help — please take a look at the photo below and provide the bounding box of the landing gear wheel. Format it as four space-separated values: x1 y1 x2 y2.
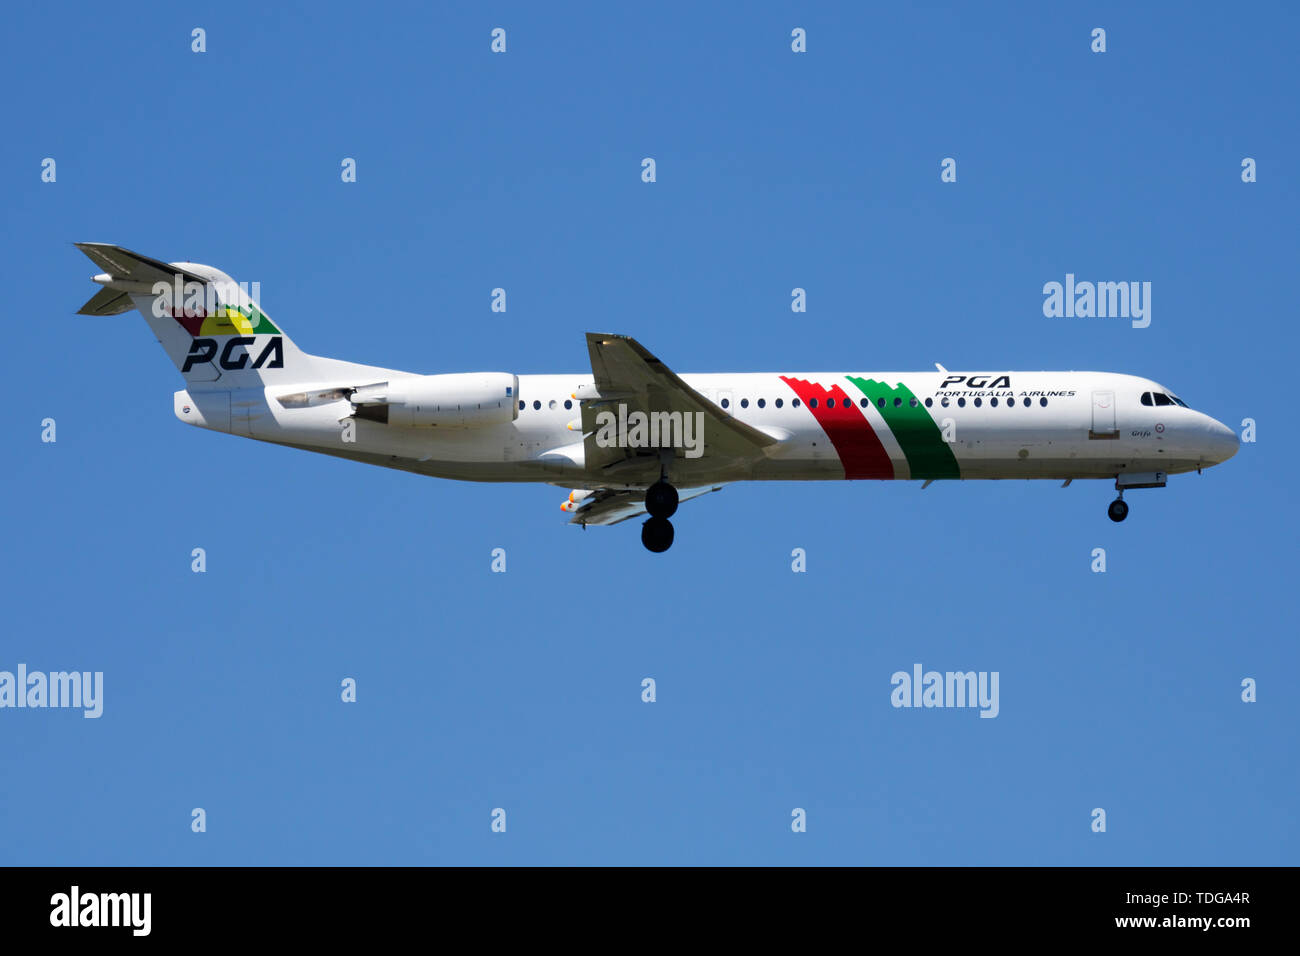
1108 499 1129 523
645 481 679 519
641 517 675 552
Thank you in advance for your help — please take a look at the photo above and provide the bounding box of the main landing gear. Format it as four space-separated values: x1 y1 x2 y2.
642 480 679 552
1106 472 1167 523
641 516 675 552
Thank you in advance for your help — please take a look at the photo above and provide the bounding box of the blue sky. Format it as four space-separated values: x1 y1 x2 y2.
1 1 1295 865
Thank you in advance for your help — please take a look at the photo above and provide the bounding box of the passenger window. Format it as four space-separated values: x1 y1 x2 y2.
974 398 982 407
925 397 933 407
990 398 998 407
893 397 902 407
809 398 818 408
878 398 886 408
533 400 541 410
740 398 749 408
564 399 572 410
792 399 801 408
860 398 869 408
957 398 966 407
941 397 949 407
757 398 766 408
776 398 784 408
721 398 729 409
1039 398 1048 407
518 400 525 410
843 398 852 408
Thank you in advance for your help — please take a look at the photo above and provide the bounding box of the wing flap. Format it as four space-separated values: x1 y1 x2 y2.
566 484 724 526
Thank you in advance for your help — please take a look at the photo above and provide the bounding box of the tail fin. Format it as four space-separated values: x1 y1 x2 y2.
75 242 322 388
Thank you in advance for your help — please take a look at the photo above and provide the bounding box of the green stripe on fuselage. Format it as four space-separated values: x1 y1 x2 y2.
846 376 961 480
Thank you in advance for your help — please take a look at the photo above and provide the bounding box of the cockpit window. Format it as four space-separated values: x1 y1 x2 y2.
1144 389 1190 408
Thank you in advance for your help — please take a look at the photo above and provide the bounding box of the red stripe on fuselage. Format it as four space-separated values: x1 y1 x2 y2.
779 376 895 479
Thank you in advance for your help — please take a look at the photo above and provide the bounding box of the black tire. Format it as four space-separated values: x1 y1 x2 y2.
641 517 675 552
1108 499 1129 523
645 481 679 519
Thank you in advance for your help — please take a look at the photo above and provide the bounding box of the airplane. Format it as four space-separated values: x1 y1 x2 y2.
75 243 1239 552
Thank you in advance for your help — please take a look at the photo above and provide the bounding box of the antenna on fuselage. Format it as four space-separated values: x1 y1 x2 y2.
934 363 948 374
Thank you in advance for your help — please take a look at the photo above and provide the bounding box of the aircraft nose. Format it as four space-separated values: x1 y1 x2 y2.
1203 417 1239 464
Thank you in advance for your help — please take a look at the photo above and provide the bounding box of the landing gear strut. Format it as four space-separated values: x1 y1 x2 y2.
642 480 679 551
1108 495 1129 523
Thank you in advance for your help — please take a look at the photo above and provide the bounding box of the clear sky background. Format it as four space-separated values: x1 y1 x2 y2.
2 1 1295 865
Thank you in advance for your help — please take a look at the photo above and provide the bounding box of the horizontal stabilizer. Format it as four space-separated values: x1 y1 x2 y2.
76 285 134 316
74 242 208 287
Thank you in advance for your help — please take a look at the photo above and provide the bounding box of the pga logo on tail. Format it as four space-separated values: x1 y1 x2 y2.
182 336 283 372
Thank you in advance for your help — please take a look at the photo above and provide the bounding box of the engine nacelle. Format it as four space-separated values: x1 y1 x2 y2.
351 372 518 427
561 489 594 512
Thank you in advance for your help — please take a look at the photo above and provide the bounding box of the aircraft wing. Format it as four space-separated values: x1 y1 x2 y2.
581 332 776 472
565 485 724 526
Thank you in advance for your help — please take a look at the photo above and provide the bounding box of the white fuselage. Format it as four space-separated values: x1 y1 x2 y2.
175 369 1239 490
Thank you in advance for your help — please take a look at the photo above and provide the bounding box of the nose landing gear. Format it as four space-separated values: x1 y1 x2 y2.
1106 471 1166 523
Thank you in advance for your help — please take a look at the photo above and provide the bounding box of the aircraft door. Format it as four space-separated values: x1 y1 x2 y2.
1089 390 1118 439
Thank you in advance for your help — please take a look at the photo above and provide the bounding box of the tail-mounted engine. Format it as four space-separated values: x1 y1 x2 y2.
348 372 519 427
